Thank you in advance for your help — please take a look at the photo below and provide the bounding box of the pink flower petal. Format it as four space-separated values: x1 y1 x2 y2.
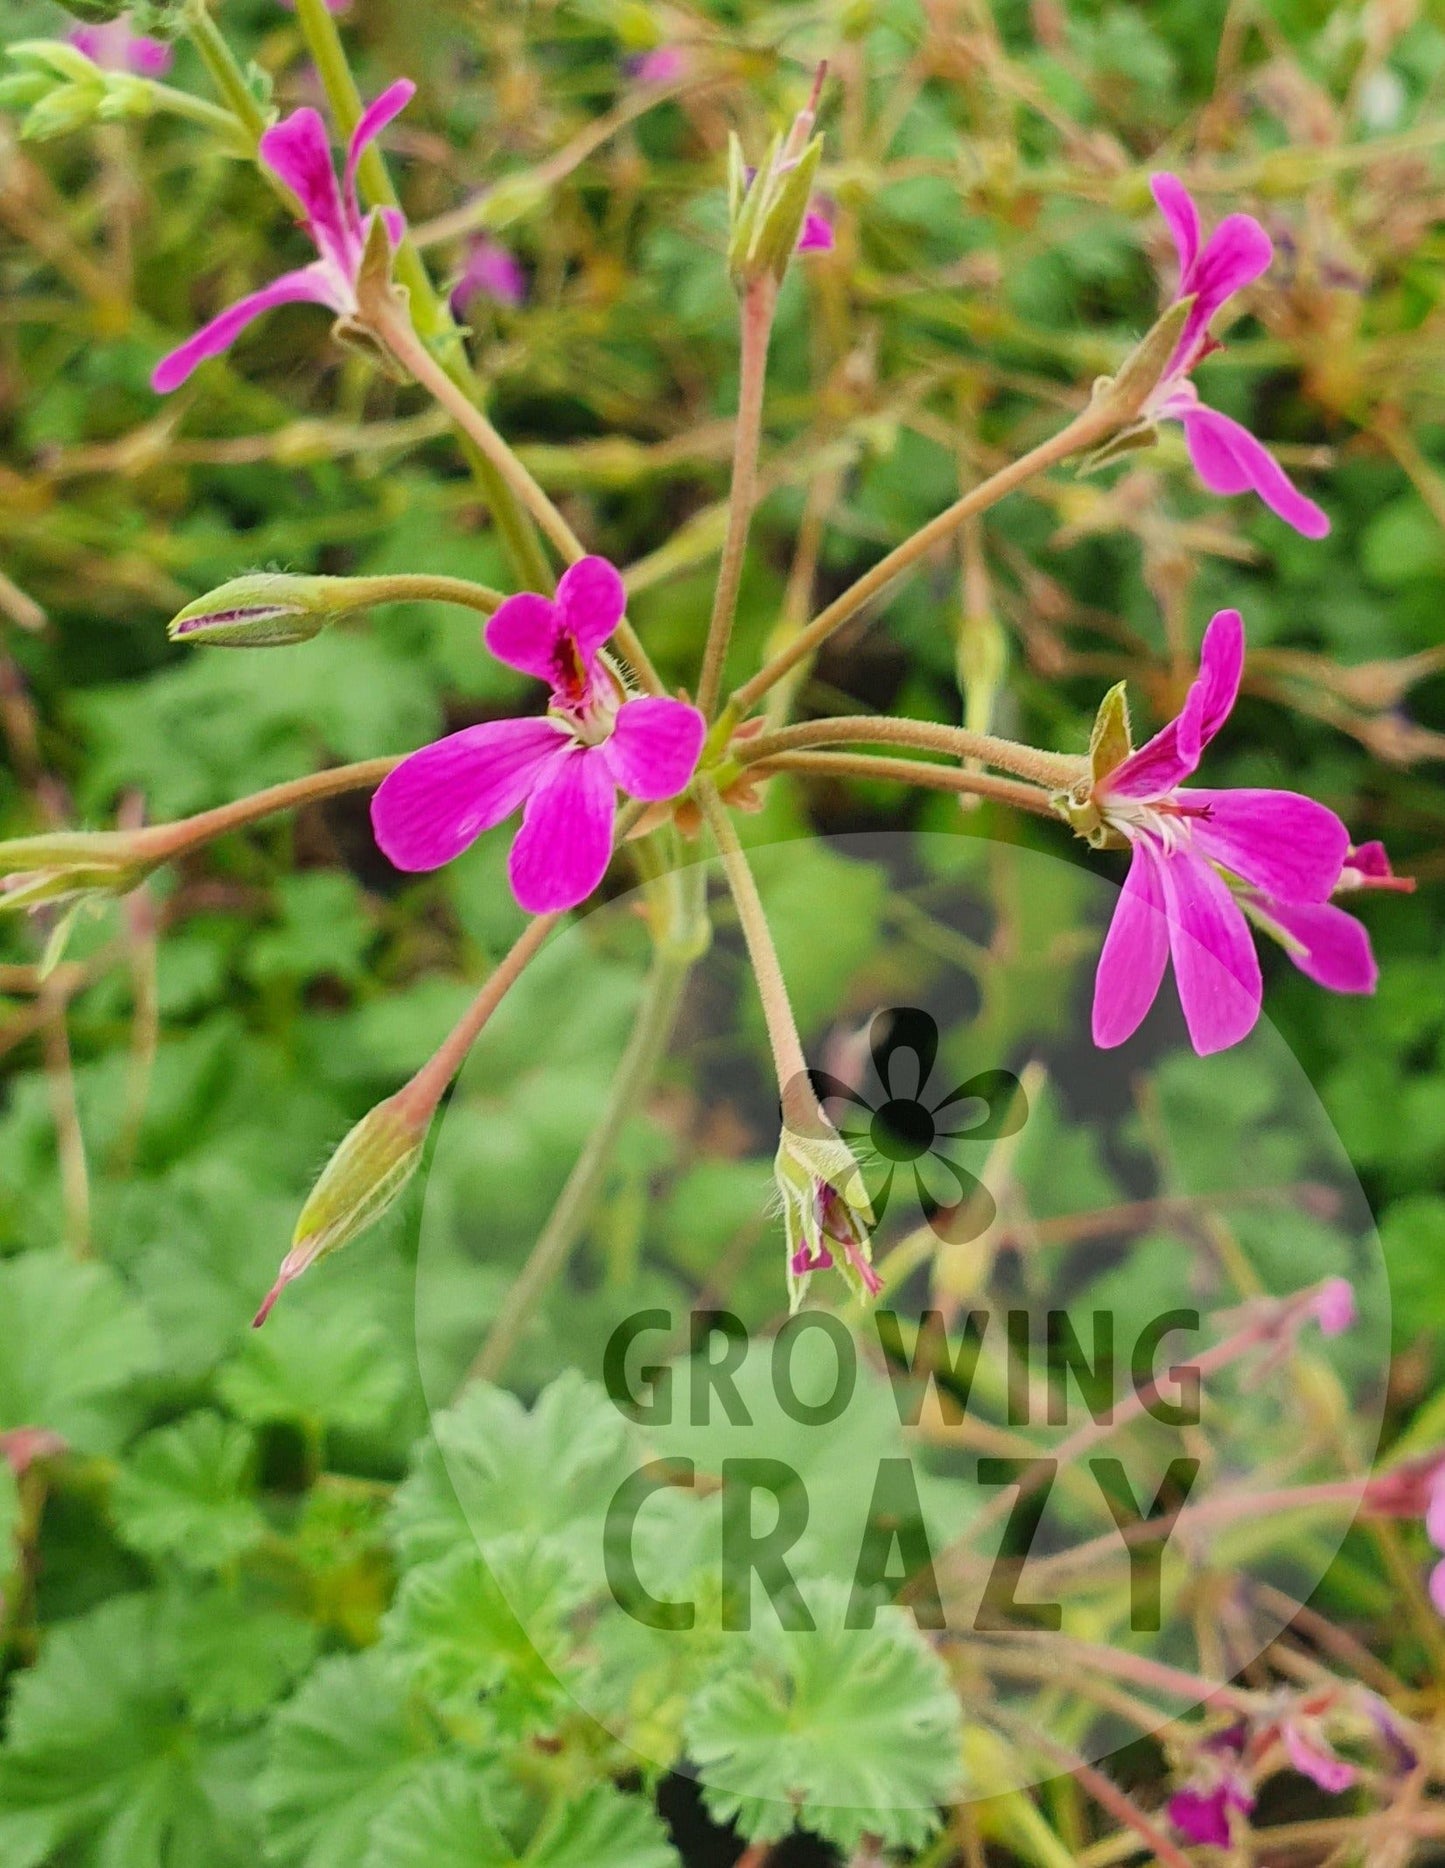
1281 1723 1357 1796
484 592 565 682
1093 841 1170 1048
370 717 568 871
151 265 340 393
129 35 173 77
1348 840 1391 879
1168 1790 1231 1848
798 208 835 253
1424 1476 1445 1551
1312 1276 1357 1337
1179 405 1330 539
344 79 416 234
1430 1556 1445 1617
1176 212 1272 363
508 745 616 913
601 696 706 801
1150 173 1201 279
1103 609 1243 801
1257 897 1377 994
260 108 356 275
556 556 628 664
1159 851 1263 1056
1186 787 1349 902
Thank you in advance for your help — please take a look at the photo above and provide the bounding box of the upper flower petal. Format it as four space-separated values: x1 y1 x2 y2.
1178 405 1330 539
259 108 355 276
555 556 628 664
1281 1724 1357 1796
1175 211 1272 364
1150 172 1201 280
797 207 835 253
601 696 706 801
1258 897 1377 994
1159 850 1263 1055
370 716 568 872
508 744 617 913
1093 841 1171 1049
1102 609 1244 802
343 79 416 238
151 265 341 394
484 592 566 682
1186 787 1349 902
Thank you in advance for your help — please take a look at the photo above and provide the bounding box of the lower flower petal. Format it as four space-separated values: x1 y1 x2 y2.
1256 896 1377 994
508 746 616 912
1186 787 1349 902
1159 852 1263 1056
151 266 340 393
1093 842 1171 1049
1168 1791 1231 1848
601 696 706 801
370 717 568 872
1179 405 1330 539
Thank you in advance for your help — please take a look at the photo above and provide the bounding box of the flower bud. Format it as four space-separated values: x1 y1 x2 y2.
774 1125 878 1311
0 828 155 913
255 1093 428 1326
727 131 828 287
168 573 366 647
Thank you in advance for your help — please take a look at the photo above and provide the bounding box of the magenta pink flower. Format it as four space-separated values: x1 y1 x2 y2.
151 80 414 394
70 18 172 77
371 557 705 913
1145 174 1329 539
1309 1276 1356 1338
1426 1469 1445 1615
1091 609 1352 1056
450 237 527 316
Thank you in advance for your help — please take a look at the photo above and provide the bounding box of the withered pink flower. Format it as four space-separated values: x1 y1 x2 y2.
1145 174 1329 539
450 236 527 316
152 80 414 393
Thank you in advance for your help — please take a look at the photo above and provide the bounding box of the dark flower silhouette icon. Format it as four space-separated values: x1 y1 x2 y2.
786 1007 1027 1245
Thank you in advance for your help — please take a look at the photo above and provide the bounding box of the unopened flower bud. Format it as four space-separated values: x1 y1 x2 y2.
0 828 156 913
168 574 368 648
727 131 828 287
255 1093 428 1326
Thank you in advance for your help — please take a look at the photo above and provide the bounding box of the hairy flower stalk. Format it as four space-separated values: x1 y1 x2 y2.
697 783 876 1305
256 913 556 1323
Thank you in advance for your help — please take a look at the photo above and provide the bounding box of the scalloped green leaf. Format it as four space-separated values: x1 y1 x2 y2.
685 1584 963 1850
111 1413 267 1572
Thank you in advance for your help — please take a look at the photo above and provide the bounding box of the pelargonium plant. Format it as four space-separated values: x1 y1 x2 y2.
3 3 1444 1864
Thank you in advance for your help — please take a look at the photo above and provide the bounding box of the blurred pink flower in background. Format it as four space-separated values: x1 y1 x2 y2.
1145 173 1330 539
450 237 527 316
69 18 172 77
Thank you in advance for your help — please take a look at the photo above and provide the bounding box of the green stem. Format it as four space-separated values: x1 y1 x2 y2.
697 276 777 718
371 296 665 694
182 0 269 151
320 573 505 614
463 875 704 1388
737 715 1083 790
147 81 254 150
289 0 550 590
729 401 1115 717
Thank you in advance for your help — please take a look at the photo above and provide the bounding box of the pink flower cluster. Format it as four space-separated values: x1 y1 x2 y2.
69 18 171 77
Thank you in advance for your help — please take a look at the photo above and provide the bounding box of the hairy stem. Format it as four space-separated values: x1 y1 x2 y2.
289 0 550 589
696 784 810 1111
753 750 1057 814
182 0 270 151
730 402 1116 716
738 715 1083 790
399 914 559 1121
140 757 402 863
698 276 777 718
